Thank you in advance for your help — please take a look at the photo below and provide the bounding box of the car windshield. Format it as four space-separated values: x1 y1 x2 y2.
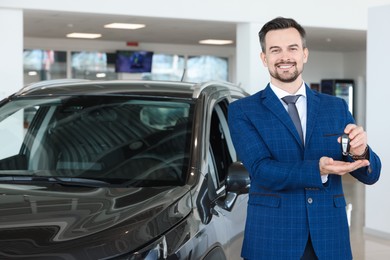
0 95 193 187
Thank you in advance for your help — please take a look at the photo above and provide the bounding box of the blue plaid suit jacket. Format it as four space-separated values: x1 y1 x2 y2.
228 84 381 260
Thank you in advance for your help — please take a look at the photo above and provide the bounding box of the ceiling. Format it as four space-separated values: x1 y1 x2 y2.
23 10 367 52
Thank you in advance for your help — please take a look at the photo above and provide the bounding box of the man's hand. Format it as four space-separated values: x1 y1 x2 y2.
338 124 367 156
319 156 370 176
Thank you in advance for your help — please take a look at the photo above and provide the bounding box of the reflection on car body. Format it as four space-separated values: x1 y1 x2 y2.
0 79 250 259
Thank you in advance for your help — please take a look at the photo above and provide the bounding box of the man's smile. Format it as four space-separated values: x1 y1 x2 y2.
276 63 296 69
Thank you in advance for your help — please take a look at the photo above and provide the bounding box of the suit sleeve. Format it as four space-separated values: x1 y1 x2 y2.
342 100 381 185
349 146 381 184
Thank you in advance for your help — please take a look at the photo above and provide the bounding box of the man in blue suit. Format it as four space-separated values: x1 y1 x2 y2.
228 17 381 260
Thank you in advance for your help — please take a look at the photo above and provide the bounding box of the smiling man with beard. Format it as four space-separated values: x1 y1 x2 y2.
228 17 381 260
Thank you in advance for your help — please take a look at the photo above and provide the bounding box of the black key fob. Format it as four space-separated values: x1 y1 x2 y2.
341 133 350 156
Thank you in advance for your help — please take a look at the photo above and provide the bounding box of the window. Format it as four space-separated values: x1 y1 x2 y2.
23 50 230 83
143 54 185 81
208 100 234 189
71 51 117 80
0 96 194 187
23 49 67 85
186 55 228 82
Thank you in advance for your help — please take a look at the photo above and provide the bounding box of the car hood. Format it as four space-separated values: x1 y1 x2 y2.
0 183 192 259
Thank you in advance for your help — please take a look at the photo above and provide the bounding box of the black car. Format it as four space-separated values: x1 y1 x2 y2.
0 79 250 260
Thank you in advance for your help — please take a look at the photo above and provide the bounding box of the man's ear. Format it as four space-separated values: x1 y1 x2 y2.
303 48 309 64
260 52 267 67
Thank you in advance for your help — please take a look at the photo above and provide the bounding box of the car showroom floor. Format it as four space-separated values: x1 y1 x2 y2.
344 174 390 259
353 233 390 259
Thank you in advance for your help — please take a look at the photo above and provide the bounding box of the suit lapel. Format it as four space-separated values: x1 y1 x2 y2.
305 86 320 147
261 85 304 148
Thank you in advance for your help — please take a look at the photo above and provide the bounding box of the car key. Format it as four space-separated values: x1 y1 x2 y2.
341 133 350 156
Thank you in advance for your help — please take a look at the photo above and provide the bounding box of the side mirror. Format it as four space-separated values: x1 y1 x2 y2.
218 162 250 212
226 161 250 194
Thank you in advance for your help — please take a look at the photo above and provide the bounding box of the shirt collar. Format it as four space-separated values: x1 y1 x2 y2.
270 82 307 100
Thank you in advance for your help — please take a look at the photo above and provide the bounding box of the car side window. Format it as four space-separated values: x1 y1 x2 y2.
209 100 235 189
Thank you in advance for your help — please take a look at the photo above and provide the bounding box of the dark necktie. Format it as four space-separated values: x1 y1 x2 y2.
282 95 304 143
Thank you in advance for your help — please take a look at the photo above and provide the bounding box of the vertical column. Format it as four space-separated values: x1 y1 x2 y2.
354 75 366 126
366 5 390 238
0 8 23 99
235 22 269 94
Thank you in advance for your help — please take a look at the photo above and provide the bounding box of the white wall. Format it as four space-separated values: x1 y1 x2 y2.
305 51 368 127
365 4 390 238
303 51 344 86
236 23 268 94
344 51 367 126
0 9 23 97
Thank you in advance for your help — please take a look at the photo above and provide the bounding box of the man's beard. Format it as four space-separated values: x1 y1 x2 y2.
270 63 302 83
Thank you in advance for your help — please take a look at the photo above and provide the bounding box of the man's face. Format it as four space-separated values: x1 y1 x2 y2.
260 28 308 84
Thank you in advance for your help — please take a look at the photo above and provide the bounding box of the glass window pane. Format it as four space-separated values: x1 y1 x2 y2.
186 55 228 83
71 51 118 80
142 54 185 81
23 49 67 85
0 96 194 187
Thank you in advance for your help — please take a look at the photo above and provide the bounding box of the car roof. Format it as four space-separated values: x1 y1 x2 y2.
16 79 247 99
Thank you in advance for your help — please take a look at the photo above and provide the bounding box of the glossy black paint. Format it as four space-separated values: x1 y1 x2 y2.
0 184 193 258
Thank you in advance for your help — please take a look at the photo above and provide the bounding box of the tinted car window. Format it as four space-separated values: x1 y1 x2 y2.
209 100 234 188
0 96 193 187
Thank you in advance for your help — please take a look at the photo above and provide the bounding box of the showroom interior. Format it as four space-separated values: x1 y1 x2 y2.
1 0 390 259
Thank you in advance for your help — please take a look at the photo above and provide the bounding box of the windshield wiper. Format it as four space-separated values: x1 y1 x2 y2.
0 176 110 187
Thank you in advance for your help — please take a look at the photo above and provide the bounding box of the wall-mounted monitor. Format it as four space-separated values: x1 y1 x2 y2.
115 50 154 73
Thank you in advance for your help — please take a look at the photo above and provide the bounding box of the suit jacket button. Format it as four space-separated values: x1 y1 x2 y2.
307 197 313 204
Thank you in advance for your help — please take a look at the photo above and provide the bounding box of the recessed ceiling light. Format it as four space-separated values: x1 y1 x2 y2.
66 33 102 39
199 39 233 45
104 23 146 30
